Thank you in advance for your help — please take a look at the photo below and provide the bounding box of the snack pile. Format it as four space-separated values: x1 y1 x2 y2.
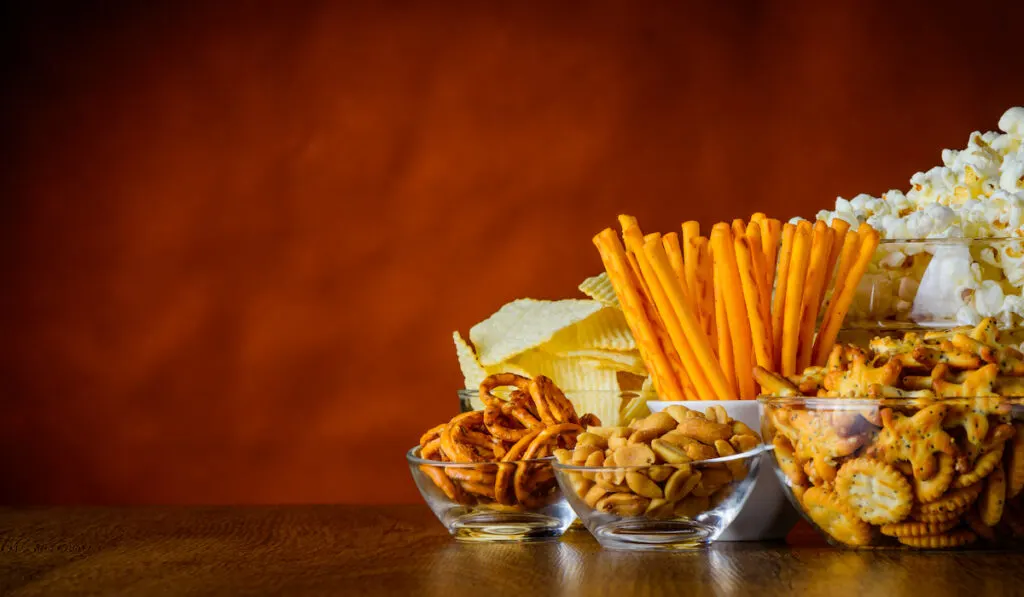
813 106 1024 328
554 404 761 520
417 373 599 508
756 318 1024 548
592 214 880 400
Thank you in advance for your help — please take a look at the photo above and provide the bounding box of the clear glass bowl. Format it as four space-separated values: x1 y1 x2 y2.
552 447 766 551
406 446 576 542
846 237 1024 330
458 389 654 428
759 396 1024 549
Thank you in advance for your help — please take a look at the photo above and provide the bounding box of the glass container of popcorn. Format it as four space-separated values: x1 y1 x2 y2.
843 237 1024 334
759 396 1024 549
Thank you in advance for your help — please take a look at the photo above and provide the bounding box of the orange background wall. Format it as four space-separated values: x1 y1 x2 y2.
3 0 1023 504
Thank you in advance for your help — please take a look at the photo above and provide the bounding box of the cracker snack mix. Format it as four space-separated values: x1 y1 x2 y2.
757 317 1024 548
553 404 762 522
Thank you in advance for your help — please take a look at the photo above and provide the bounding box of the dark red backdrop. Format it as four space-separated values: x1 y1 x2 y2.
3 0 1023 504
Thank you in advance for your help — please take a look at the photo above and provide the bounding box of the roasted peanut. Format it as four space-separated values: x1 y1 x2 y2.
675 417 733 444
647 464 674 482
628 427 661 445
613 443 657 467
664 405 691 424
571 443 602 465
596 493 650 517
626 471 664 499
674 494 710 518
576 432 608 449
705 405 728 425
584 484 609 508
692 468 733 496
640 412 679 435
665 468 700 502
729 433 759 454
645 498 675 520
651 438 692 464
714 439 748 480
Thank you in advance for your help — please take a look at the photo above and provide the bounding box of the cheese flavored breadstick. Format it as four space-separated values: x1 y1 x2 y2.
824 219 851 287
745 220 772 348
682 221 700 299
761 218 782 292
645 236 735 401
734 232 774 375
694 237 716 342
812 224 880 366
594 228 684 401
712 223 755 399
796 221 833 371
780 221 812 376
635 234 715 401
771 224 796 367
712 242 736 394
663 232 687 292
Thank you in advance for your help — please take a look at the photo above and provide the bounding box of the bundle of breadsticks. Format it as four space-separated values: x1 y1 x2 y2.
592 214 879 400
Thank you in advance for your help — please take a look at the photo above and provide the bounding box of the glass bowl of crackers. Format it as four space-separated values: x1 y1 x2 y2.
755 318 1024 549
551 404 767 551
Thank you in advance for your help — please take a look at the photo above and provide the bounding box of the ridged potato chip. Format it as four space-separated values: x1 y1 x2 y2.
578 272 620 309
510 349 619 392
545 350 646 375
544 307 637 352
453 331 487 389
470 299 603 366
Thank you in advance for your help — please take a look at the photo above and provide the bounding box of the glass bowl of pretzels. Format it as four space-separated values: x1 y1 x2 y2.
409 373 600 542
755 319 1024 549
551 405 767 551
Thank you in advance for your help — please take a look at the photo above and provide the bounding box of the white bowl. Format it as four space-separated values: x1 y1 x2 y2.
646 400 799 541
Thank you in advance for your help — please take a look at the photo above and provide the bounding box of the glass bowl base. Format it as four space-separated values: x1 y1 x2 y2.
592 519 714 551
449 512 566 542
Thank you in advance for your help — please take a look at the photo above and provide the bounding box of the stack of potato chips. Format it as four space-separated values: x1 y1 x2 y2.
454 274 648 426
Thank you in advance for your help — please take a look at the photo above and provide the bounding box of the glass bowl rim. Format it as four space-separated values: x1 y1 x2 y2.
877 236 1017 244
757 396 1024 407
551 444 768 472
406 445 557 466
457 388 659 396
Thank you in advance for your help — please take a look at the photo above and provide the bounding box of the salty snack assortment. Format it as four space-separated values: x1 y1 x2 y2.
551 405 765 550
814 106 1024 328
592 213 880 400
756 318 1024 548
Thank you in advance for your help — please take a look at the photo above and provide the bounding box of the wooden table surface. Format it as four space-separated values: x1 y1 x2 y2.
1 505 1021 596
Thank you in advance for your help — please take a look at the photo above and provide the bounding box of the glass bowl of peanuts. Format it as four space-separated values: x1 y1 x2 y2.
551 405 767 551
761 396 1024 549
407 446 577 542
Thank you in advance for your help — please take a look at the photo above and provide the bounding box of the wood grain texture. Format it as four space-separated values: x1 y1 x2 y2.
3 0 1024 505
0 506 1021 597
